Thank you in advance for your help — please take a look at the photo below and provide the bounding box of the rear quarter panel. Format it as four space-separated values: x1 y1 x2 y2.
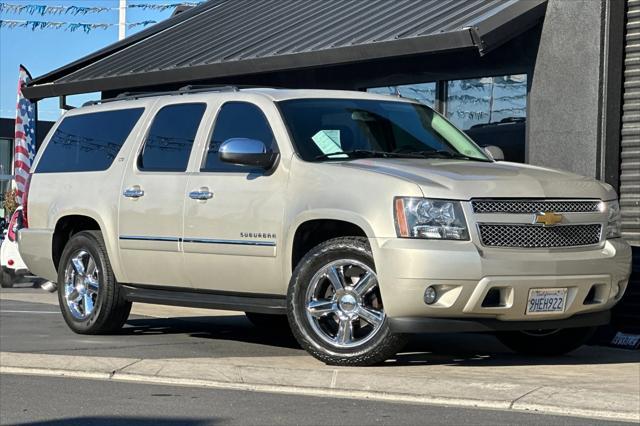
24 99 155 282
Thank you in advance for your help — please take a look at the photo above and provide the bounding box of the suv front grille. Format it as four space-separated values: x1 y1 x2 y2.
472 200 601 214
478 224 602 248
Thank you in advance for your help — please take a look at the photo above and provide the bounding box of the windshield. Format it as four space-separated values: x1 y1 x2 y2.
278 98 491 162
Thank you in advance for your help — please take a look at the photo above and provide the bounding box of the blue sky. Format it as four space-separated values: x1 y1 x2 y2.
1 1 190 121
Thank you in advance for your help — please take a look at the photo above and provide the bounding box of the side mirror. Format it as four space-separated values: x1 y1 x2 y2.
219 138 278 169
483 145 505 161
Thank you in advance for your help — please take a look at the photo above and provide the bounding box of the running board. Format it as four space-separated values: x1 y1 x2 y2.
121 285 286 315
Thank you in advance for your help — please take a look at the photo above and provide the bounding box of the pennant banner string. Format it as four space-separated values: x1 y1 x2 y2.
128 2 202 11
0 18 158 32
0 2 202 16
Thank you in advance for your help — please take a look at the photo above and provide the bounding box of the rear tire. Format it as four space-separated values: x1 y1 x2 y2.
0 269 14 288
57 231 131 334
496 326 596 356
287 237 407 366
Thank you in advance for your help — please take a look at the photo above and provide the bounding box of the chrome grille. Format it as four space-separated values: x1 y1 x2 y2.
472 200 601 214
478 224 602 248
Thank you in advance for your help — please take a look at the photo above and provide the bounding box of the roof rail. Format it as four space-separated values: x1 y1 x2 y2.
178 84 239 93
82 84 241 107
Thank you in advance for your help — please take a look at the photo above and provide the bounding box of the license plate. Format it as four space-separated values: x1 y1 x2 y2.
526 288 567 314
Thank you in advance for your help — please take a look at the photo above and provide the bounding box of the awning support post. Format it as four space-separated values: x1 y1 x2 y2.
59 95 74 110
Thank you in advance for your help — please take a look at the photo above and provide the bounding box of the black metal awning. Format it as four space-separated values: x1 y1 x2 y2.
23 0 547 100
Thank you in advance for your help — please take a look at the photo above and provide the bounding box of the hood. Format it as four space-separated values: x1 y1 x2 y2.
340 159 616 200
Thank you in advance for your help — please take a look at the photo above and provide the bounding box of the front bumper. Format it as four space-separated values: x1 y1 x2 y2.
389 310 610 333
371 237 631 328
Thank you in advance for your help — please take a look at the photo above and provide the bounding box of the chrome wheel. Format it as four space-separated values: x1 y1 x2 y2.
63 250 100 320
305 259 385 349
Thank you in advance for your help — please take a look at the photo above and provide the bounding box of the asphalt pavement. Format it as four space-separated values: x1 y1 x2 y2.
0 295 304 360
0 286 526 360
0 374 631 426
0 287 587 359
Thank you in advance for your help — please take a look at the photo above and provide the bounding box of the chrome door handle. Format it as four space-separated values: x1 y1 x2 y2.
123 187 144 198
189 188 213 200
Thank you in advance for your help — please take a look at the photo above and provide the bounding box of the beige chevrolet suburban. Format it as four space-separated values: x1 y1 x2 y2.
18 87 632 366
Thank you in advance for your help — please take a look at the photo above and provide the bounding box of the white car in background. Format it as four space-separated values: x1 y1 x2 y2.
1 207 28 288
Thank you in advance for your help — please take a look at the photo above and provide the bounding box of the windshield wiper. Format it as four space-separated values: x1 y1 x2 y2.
406 150 491 162
314 150 423 161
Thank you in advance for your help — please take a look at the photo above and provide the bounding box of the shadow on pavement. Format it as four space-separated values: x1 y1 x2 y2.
14 418 215 426
387 346 640 367
123 316 639 367
124 316 302 350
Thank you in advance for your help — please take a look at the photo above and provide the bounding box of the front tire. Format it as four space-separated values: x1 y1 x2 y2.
287 237 407 366
496 326 596 356
57 231 131 334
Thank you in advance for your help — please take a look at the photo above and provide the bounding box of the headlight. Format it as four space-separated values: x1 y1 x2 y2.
394 197 469 240
603 200 621 238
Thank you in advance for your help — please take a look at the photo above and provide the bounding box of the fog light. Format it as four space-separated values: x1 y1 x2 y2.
424 286 437 305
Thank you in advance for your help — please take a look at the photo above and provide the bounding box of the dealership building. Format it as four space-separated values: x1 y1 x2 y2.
19 0 640 330
0 118 53 216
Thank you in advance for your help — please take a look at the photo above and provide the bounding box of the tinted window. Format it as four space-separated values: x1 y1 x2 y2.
36 108 143 173
138 103 206 172
202 102 276 172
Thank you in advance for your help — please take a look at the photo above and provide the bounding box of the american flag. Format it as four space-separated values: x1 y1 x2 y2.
14 65 36 205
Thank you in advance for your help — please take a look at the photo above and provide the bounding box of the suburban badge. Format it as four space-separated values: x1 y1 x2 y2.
240 232 276 239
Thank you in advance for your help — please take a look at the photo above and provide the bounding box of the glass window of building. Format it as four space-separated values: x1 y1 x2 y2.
447 74 527 163
0 138 12 178
446 75 527 129
0 138 13 216
367 82 436 108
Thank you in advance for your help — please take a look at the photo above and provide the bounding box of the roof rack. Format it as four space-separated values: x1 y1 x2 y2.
82 84 242 107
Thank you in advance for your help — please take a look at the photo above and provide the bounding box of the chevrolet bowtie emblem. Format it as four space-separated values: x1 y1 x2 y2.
533 212 563 227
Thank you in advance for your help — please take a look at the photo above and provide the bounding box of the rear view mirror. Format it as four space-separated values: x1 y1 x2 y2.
219 138 278 169
483 145 505 161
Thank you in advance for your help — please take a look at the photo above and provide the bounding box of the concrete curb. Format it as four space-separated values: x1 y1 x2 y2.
2 352 638 423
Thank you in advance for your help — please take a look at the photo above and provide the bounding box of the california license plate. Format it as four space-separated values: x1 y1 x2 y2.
526 288 567 314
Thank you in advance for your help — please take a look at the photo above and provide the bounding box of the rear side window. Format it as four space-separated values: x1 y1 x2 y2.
36 108 144 173
202 102 276 172
138 103 206 172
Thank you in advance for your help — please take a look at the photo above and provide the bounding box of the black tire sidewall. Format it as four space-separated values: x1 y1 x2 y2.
57 232 112 333
287 237 399 362
0 269 14 288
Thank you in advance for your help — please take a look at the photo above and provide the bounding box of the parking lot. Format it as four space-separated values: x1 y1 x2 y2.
1 284 638 424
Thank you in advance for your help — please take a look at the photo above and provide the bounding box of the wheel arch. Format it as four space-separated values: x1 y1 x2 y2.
52 212 124 282
286 210 374 278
